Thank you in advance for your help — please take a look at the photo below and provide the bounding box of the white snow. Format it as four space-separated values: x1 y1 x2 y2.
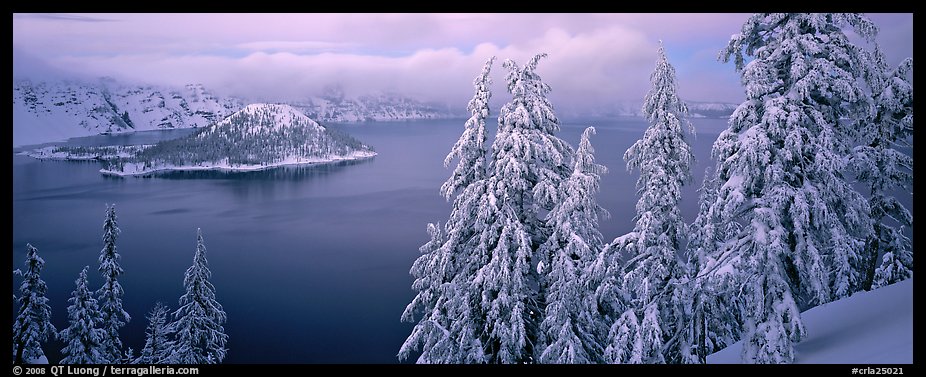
100 150 377 177
13 102 97 147
708 278 913 364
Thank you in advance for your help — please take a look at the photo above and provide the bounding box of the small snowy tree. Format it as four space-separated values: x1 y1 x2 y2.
536 127 608 364
98 204 130 362
717 13 877 363
172 229 228 364
136 302 174 364
59 266 107 364
400 57 496 364
852 49 913 290
872 227 912 287
12 244 56 364
607 42 695 364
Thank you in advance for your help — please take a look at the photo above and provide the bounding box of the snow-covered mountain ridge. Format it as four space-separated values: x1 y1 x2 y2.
12 78 456 147
13 79 241 147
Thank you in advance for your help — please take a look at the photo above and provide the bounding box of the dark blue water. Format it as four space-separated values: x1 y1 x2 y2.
12 118 730 363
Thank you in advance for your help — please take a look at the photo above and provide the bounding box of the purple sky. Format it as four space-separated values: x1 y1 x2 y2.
12 13 913 107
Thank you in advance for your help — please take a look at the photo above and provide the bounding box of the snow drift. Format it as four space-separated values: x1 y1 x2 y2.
708 278 913 364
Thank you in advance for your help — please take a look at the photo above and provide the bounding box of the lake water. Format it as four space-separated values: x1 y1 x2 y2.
11 117 740 363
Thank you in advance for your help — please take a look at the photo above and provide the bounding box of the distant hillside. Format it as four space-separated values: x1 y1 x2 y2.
13 79 241 147
559 100 739 119
288 86 456 122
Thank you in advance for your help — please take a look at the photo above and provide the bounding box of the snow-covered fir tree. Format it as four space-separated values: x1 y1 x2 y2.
440 56 495 200
475 53 573 363
683 170 744 363
59 266 107 364
851 48 913 289
136 302 175 364
172 229 228 364
98 204 130 362
536 127 608 364
12 244 56 364
716 13 877 363
399 57 495 363
401 53 574 363
605 42 695 364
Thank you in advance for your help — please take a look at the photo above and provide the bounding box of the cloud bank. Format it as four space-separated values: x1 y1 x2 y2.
12 13 913 109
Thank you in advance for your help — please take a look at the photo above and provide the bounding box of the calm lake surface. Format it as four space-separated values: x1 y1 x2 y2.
11 117 743 363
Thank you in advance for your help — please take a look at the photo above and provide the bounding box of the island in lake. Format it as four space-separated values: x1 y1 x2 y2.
97 103 376 176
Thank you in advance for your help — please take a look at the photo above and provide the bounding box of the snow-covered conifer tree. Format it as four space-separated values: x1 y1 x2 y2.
98 204 130 362
716 13 877 363
852 48 913 289
402 53 574 363
606 42 694 364
400 57 496 363
537 127 608 363
59 266 107 364
682 171 744 364
136 302 174 364
440 56 496 199
473 53 573 363
172 229 228 364
12 244 56 364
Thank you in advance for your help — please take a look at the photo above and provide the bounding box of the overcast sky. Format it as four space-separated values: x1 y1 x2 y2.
12 13 914 108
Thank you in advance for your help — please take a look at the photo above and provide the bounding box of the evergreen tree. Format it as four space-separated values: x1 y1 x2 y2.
852 48 913 289
606 42 695 364
136 302 174 364
401 53 573 363
475 53 573 363
98 204 130 362
682 170 744 363
12 244 56 364
59 267 107 364
536 127 608 363
172 229 228 364
717 13 876 363
441 56 496 199
400 57 495 363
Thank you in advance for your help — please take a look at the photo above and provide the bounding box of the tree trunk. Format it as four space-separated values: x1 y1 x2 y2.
861 225 882 291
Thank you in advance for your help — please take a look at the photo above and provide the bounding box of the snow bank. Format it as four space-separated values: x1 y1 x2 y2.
708 278 913 364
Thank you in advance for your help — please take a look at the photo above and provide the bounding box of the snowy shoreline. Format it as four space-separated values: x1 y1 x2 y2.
19 145 153 161
99 150 378 177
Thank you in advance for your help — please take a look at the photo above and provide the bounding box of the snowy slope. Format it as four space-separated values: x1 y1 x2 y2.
12 79 241 147
708 278 913 364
